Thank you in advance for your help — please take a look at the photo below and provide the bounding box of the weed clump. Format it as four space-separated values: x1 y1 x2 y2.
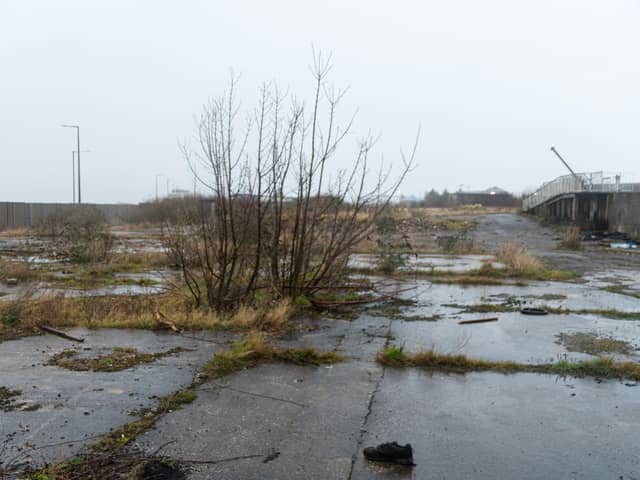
203 333 344 379
43 208 115 264
497 241 543 275
47 346 188 372
560 226 581 250
0 386 22 412
0 292 295 334
556 332 633 355
377 345 640 381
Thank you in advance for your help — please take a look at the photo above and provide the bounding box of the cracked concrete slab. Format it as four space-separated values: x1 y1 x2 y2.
133 361 385 480
0 328 231 471
351 369 640 480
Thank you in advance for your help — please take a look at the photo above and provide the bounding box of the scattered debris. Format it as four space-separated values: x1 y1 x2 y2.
262 449 281 463
37 325 85 343
26 452 187 480
458 317 498 325
520 307 548 315
610 242 637 249
0 386 22 412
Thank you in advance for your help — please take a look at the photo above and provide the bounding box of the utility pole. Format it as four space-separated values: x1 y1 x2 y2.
62 125 81 203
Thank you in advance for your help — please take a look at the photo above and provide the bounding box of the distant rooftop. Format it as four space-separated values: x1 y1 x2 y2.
459 186 510 195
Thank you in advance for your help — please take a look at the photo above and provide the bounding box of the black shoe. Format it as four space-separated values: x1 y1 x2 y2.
363 441 415 466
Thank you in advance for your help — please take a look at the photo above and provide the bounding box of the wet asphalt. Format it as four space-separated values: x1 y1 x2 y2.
2 213 640 479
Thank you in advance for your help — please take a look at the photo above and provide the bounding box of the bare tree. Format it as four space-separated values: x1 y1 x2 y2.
167 53 418 311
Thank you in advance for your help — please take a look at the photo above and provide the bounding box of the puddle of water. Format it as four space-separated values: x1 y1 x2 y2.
68 284 166 296
370 279 640 364
402 279 640 314
584 269 640 290
350 253 504 273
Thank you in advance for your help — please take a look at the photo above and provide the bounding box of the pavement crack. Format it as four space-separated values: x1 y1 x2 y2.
346 319 392 479
199 383 307 408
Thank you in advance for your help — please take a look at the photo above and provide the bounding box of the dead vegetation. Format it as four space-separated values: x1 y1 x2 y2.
556 332 634 355
0 386 22 412
494 242 577 280
560 226 582 250
35 208 114 264
0 291 296 336
166 55 417 313
25 454 186 480
496 241 542 274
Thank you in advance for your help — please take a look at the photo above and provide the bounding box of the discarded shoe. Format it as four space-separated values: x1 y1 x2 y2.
363 441 415 466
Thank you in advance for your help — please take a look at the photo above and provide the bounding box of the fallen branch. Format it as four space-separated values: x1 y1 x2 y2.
37 325 84 342
154 310 183 333
458 317 498 325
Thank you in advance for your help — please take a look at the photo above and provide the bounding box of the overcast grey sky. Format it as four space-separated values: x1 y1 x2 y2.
1 1 639 203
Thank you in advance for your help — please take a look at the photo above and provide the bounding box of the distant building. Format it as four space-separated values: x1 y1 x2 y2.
454 187 520 207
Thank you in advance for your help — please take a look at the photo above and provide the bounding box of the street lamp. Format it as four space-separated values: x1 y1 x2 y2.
72 150 90 203
62 125 81 203
155 174 164 201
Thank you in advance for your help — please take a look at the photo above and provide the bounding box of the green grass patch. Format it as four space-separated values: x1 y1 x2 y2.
203 333 344 379
556 332 634 355
377 345 640 381
47 346 189 372
602 285 640 300
94 387 197 453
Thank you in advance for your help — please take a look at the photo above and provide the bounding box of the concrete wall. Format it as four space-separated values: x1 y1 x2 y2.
607 193 640 239
528 192 640 239
0 202 141 230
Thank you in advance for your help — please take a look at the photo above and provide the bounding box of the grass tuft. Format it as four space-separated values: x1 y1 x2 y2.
0 292 296 337
203 332 344 379
556 332 633 355
560 226 581 250
377 345 640 381
47 346 188 372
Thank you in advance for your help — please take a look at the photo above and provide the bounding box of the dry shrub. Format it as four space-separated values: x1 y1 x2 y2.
261 299 294 330
0 257 37 282
560 226 581 250
0 291 294 332
497 241 543 275
233 299 293 330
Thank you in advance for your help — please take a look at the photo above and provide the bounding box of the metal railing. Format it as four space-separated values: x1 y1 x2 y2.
522 172 637 211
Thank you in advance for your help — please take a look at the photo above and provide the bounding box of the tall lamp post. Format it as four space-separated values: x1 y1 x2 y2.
155 174 164 201
72 150 90 203
62 125 81 203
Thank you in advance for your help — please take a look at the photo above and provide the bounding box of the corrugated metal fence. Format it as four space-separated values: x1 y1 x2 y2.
0 202 141 230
